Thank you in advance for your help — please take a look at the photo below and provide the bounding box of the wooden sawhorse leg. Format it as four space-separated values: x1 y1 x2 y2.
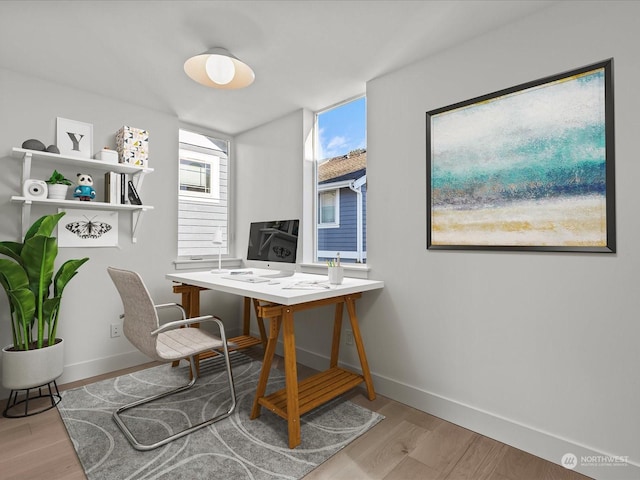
250 298 268 348
171 284 207 376
330 302 344 368
250 314 282 419
330 298 374 399
281 307 301 448
250 307 301 448
345 295 375 400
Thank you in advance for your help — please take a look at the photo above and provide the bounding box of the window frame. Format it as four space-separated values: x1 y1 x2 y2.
311 95 367 265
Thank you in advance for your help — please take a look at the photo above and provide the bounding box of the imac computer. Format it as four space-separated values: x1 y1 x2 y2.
245 219 299 278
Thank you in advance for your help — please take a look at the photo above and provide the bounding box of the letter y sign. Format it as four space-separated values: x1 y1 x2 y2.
66 132 85 151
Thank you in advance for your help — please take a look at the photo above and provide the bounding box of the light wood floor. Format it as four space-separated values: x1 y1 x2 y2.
0 348 592 480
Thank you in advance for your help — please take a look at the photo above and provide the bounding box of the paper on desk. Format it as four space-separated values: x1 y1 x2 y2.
282 280 331 290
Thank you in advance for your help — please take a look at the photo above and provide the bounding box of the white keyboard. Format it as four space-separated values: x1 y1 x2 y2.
222 274 270 283
260 271 295 279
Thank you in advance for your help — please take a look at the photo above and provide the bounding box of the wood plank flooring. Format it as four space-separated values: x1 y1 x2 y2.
0 348 592 480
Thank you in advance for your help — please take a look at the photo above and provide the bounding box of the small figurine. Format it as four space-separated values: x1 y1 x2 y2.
73 173 96 201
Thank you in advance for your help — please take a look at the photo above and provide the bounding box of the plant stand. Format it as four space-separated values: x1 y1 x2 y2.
2 380 61 418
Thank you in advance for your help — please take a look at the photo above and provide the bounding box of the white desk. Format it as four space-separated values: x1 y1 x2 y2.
165 269 384 448
166 269 383 305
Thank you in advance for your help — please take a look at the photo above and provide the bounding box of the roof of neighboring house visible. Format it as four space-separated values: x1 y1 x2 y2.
318 149 366 183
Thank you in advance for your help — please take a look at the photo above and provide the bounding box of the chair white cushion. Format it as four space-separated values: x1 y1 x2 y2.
156 327 224 361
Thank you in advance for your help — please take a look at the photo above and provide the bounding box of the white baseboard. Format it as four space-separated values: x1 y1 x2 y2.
0 327 248 401
58 350 152 386
59 326 245 385
275 340 639 480
59 326 246 387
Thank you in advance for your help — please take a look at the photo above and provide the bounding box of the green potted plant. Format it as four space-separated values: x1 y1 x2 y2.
45 169 73 200
0 212 88 393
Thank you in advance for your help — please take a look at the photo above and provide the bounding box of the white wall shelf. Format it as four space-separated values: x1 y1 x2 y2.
10 196 153 211
11 148 154 175
10 147 154 242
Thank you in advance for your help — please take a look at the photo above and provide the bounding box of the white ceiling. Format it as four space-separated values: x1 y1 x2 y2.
0 0 556 136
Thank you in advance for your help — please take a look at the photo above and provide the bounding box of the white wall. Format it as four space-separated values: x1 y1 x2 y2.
231 2 639 479
0 68 242 398
364 1 639 479
234 110 305 253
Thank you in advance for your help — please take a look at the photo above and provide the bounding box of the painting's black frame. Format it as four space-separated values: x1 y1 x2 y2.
426 58 615 253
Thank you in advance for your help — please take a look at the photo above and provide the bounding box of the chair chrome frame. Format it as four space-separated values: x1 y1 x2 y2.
107 268 236 451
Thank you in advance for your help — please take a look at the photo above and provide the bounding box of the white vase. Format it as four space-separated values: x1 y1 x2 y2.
47 184 68 200
1 339 64 390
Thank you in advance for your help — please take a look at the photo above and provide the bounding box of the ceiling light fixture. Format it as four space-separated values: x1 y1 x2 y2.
184 47 255 89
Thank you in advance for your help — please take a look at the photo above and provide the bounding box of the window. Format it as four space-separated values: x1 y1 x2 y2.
179 149 220 199
318 189 339 227
315 96 367 263
178 128 230 258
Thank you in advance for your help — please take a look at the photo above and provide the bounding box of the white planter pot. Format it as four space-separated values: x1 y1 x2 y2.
47 184 68 200
2 339 64 390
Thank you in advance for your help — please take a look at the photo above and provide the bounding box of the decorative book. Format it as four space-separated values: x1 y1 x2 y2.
127 180 142 205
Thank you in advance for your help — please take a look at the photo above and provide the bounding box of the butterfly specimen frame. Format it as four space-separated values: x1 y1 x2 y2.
57 209 119 247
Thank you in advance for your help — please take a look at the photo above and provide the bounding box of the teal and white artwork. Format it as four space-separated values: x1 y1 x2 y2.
427 60 615 252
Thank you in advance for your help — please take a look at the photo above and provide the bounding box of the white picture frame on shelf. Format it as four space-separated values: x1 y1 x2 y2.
58 209 118 248
56 117 93 158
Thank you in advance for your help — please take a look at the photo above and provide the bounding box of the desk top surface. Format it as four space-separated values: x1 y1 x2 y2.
166 269 384 306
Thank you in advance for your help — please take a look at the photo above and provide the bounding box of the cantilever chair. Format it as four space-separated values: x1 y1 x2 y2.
106 266 237 451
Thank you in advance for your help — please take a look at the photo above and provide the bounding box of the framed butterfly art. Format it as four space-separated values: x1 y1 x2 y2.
57 209 119 247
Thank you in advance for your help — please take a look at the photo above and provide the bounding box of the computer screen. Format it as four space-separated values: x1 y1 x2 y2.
246 219 299 270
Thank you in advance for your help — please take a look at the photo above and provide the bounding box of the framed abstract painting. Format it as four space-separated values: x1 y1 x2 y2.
426 59 615 252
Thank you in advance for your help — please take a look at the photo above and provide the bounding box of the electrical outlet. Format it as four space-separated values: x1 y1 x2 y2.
110 323 122 338
345 329 354 346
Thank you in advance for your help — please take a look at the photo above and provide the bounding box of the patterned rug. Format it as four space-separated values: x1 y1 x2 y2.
58 352 383 479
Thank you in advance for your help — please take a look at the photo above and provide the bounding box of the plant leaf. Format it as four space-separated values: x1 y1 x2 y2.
24 212 65 242
7 288 36 327
0 258 30 291
6 288 36 350
0 241 24 263
0 259 33 349
43 296 61 340
21 235 57 348
21 235 57 299
54 258 89 297
35 212 65 239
